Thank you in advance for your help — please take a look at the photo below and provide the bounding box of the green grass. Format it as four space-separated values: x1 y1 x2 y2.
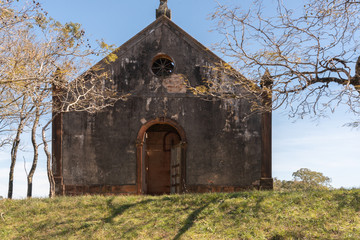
1 189 360 239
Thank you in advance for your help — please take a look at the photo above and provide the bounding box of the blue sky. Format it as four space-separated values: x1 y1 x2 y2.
0 0 359 198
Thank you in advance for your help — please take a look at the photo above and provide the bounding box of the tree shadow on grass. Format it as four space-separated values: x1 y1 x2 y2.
104 197 154 223
254 195 265 216
172 197 220 240
42 198 154 239
172 204 209 240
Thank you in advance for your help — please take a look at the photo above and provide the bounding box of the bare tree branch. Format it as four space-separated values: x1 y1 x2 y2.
207 0 360 119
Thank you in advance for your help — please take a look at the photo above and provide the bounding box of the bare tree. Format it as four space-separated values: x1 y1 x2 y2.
199 0 360 120
7 95 33 199
41 119 54 198
0 0 124 198
27 106 41 198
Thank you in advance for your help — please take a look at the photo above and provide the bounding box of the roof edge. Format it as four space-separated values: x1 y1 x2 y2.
93 15 228 67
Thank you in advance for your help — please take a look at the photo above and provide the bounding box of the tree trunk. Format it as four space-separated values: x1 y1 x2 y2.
7 95 33 199
8 119 25 199
42 120 55 198
27 108 40 198
27 181 32 198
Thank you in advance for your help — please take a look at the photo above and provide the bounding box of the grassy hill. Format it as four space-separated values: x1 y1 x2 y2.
0 189 360 239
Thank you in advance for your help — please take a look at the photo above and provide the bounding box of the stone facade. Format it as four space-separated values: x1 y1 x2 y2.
52 14 272 196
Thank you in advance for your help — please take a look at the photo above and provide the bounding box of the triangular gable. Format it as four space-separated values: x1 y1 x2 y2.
96 15 225 67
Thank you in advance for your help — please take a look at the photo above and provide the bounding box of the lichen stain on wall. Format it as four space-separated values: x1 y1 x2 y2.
221 99 243 132
146 98 152 111
149 77 162 92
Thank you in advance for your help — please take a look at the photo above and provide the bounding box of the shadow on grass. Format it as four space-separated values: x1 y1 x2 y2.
172 196 222 240
104 198 154 223
41 198 155 239
254 195 265 217
172 203 210 240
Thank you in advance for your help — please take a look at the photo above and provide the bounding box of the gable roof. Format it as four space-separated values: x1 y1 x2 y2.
96 15 225 66
88 15 250 89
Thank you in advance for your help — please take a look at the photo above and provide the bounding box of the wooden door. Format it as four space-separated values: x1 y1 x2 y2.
144 126 181 195
170 144 181 194
146 132 171 195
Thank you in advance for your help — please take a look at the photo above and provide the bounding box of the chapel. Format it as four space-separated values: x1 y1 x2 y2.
52 0 273 195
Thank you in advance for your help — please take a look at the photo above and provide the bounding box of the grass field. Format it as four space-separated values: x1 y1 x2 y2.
1 189 360 239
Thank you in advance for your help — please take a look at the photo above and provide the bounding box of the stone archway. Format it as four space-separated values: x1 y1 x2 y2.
136 118 186 194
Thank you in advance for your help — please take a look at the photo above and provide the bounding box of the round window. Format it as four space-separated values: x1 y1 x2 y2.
151 55 174 76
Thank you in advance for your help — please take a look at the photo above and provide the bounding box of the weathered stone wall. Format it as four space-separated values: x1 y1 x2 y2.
60 18 263 192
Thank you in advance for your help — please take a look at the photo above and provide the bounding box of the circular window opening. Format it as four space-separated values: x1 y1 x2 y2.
151 55 174 77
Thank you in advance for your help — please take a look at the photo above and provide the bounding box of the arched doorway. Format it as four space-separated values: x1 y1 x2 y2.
136 119 186 195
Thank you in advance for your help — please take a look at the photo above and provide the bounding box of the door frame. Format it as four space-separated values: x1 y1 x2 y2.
136 118 187 194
